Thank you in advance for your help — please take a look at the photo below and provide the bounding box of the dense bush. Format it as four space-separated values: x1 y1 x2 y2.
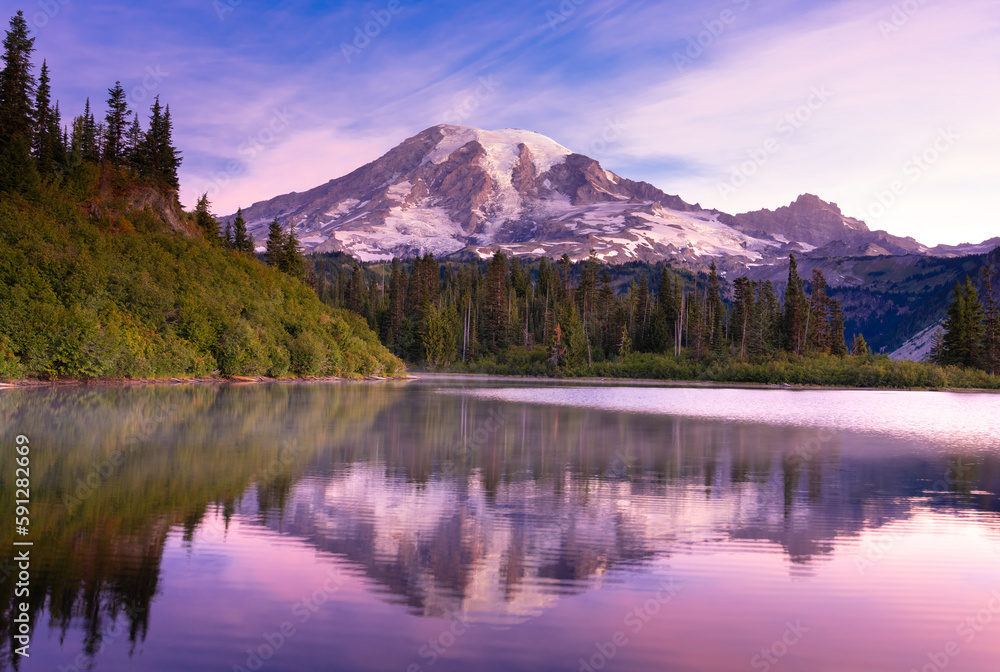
0 178 403 380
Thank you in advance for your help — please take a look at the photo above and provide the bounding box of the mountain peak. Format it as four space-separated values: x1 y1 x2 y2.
422 124 574 175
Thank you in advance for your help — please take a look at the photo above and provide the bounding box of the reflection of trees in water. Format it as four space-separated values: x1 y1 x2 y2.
0 382 393 668
1 382 998 663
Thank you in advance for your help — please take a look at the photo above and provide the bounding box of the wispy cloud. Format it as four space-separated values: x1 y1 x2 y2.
26 0 1000 244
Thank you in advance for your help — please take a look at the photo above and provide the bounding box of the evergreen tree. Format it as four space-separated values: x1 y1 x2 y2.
707 262 725 355
223 220 233 249
851 333 869 357
633 273 650 351
231 207 253 253
828 300 847 356
264 217 286 267
0 11 35 148
102 81 129 165
689 288 706 360
732 277 754 361
50 100 65 167
807 268 831 353
980 266 999 375
69 97 99 164
483 251 509 352
280 223 306 278
652 267 676 354
346 264 365 314
940 277 984 368
559 299 588 367
783 254 805 354
387 258 406 348
750 281 780 359
141 96 181 188
32 59 56 174
0 11 38 193
193 193 220 242
125 112 143 172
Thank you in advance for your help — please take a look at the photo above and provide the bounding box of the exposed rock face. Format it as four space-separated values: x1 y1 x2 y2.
725 194 950 258
120 187 190 236
729 194 869 246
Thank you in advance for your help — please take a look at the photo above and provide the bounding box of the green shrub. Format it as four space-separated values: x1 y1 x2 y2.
215 321 269 376
288 331 326 376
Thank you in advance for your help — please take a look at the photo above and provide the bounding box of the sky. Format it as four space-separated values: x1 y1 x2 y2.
15 0 1000 246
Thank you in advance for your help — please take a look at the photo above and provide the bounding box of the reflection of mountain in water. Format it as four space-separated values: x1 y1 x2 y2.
240 394 1000 621
1 382 998 666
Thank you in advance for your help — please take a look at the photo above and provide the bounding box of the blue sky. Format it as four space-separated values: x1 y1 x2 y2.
18 0 1000 245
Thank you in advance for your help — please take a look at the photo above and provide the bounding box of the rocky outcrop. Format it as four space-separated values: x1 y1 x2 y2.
726 193 930 256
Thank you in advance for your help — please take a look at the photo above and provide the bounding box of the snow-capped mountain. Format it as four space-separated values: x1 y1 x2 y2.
227 125 776 263
224 124 994 266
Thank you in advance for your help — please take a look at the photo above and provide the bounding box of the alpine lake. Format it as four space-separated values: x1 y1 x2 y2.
2 376 999 672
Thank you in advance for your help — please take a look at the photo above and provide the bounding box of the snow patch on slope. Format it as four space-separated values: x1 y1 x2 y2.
331 205 466 261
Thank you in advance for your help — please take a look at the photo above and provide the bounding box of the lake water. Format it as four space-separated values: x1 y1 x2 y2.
2 378 1000 672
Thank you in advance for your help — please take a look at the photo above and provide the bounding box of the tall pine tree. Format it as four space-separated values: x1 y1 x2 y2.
783 254 806 354
980 266 999 375
231 207 253 253
0 11 39 194
265 217 287 268
32 59 57 174
940 277 984 368
0 11 35 146
193 193 220 243
102 81 129 166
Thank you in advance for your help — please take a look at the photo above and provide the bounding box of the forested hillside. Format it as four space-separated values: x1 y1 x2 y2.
0 11 401 381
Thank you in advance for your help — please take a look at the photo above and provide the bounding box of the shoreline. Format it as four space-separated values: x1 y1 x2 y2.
2 371 995 393
0 374 416 390
404 370 999 393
